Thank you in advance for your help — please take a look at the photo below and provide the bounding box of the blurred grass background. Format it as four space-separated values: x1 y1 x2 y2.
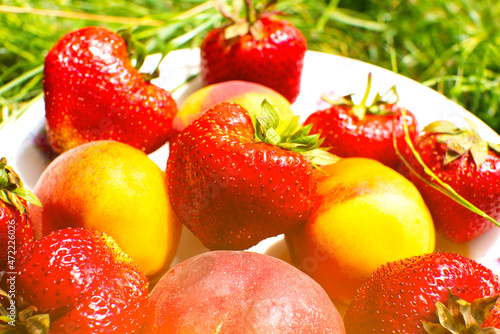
1 0 499 134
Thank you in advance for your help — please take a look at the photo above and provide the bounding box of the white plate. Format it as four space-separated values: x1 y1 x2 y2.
1 48 499 280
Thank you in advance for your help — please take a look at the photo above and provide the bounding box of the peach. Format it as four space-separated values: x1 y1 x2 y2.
173 80 295 134
141 251 346 333
286 158 435 304
29 140 182 284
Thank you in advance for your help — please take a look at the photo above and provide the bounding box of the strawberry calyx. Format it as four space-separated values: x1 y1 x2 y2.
321 72 398 120
218 0 278 41
0 289 50 334
395 112 500 231
252 99 340 167
423 119 500 168
0 157 41 213
422 290 500 333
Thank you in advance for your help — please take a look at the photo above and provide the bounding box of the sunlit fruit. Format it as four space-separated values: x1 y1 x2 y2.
286 157 435 303
29 140 182 283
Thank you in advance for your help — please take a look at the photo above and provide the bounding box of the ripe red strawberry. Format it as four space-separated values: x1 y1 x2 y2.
0 157 39 273
343 252 500 333
43 26 178 155
13 227 148 333
166 101 336 250
401 119 500 243
304 74 418 170
199 1 307 103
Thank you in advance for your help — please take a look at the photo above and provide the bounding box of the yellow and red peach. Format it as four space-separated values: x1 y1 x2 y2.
29 140 182 284
141 251 346 333
173 80 294 135
286 158 435 304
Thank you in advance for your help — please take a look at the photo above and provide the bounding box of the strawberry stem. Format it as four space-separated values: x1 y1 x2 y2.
216 0 237 22
119 28 148 72
351 72 372 120
321 73 397 120
394 110 500 229
244 0 255 24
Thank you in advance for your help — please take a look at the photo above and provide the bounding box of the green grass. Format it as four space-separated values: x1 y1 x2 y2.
1 0 500 134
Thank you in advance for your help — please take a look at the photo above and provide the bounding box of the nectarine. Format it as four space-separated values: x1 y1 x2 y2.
29 140 182 283
142 251 346 333
286 158 435 304
173 80 295 134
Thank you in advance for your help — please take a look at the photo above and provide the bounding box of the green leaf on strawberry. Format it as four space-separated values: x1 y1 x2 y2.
0 290 50 334
344 252 500 332
252 100 339 166
307 73 416 170
397 111 500 242
167 100 338 250
219 0 276 41
321 72 398 120
0 157 41 212
422 290 500 333
424 119 493 168
19 308 50 334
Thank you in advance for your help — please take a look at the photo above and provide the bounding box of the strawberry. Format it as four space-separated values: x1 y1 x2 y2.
11 227 148 333
343 252 500 333
304 74 418 170
199 0 307 103
166 101 337 250
400 119 500 243
0 157 40 273
43 26 178 155
0 158 40 333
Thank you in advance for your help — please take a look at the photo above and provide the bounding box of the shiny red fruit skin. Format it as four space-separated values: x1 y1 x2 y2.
43 26 177 154
304 103 418 170
402 133 500 243
0 200 34 272
166 103 315 250
200 16 307 103
343 252 500 333
16 228 148 333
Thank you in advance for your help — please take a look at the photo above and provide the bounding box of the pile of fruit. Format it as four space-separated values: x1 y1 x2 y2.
1 1 500 333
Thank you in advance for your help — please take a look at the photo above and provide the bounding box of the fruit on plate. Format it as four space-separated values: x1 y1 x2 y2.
199 0 307 103
400 119 500 243
285 158 435 304
304 74 418 170
172 80 294 135
343 252 500 333
43 26 178 155
13 228 148 333
167 101 337 250
141 250 346 334
29 140 182 282
0 157 40 272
